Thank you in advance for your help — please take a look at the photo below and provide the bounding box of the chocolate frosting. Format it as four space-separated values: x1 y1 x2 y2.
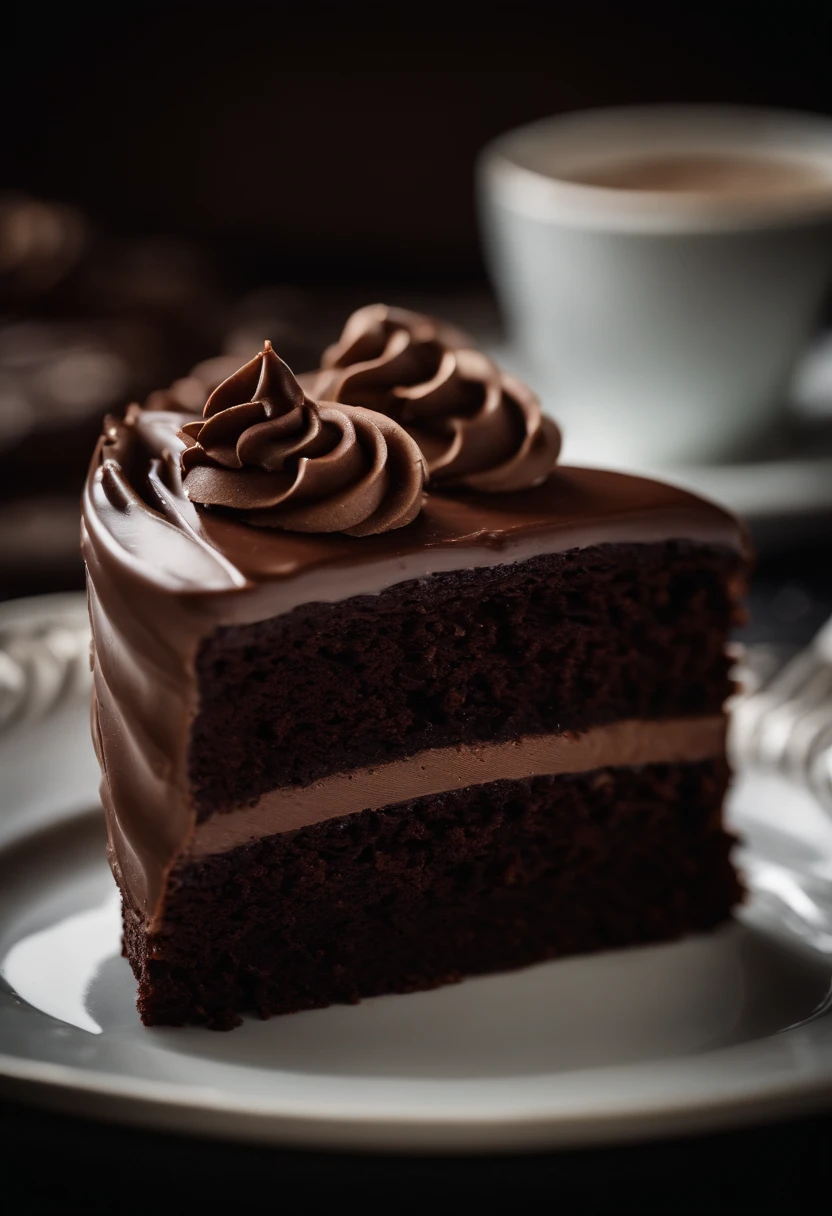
179 342 426 536
83 404 747 927
311 303 562 492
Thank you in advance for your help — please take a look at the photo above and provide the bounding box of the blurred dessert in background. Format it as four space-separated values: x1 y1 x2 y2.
0 195 227 598
0 193 88 307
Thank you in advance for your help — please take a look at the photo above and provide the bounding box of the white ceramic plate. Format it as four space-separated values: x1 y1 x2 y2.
1 595 831 1151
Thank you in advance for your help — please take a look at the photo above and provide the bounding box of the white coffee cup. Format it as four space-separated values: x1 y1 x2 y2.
478 106 832 466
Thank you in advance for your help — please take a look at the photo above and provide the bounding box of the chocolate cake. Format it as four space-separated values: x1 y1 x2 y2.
82 305 748 1029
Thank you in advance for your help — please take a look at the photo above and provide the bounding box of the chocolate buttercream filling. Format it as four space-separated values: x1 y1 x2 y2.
190 716 726 857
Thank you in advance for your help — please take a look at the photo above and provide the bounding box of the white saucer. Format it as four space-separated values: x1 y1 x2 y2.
620 452 832 528
1 595 831 1151
485 338 832 544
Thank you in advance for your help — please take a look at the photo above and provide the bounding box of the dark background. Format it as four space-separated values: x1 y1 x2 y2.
9 0 832 287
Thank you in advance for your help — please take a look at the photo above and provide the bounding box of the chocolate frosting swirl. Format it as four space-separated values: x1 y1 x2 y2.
312 304 562 493
179 342 426 536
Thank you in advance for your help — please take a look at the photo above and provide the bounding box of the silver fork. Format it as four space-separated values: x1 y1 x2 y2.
730 617 832 811
0 604 90 735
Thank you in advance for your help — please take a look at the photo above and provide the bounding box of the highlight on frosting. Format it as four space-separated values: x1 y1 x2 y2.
178 341 426 536
312 303 562 493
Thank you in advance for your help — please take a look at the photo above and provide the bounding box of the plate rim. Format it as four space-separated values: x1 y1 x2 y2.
1 1040 832 1152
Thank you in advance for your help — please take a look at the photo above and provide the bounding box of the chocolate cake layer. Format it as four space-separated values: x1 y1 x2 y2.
123 759 739 1028
191 543 740 815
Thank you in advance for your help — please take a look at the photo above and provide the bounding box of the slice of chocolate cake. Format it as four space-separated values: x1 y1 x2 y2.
82 307 748 1029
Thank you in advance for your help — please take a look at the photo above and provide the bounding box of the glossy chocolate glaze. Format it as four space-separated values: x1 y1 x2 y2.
82 407 747 926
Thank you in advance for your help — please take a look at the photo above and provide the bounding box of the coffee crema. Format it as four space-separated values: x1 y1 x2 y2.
567 153 832 197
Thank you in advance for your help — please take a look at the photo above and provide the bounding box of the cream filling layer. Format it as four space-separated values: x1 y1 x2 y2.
190 715 726 858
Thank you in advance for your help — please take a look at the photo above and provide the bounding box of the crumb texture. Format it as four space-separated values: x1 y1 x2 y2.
124 760 741 1029
190 542 741 817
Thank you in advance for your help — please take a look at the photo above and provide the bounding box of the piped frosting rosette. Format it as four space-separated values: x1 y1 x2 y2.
311 304 561 493
179 342 426 537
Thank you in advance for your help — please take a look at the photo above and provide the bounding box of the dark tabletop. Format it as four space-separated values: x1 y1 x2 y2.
1 1100 830 1214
